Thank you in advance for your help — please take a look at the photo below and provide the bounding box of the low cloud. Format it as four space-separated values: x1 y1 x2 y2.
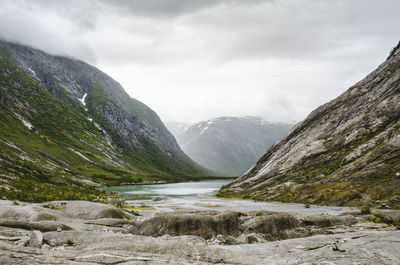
0 0 399 123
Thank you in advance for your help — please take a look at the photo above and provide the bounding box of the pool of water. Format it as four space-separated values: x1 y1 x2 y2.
106 179 354 216
106 179 231 199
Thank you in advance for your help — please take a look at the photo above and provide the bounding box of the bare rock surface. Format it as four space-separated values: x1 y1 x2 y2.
1 200 400 264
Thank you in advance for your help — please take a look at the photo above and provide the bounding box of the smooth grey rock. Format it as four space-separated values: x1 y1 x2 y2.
28 230 42 248
41 244 50 251
83 217 133 227
131 211 240 239
13 236 29 247
1 200 400 264
373 210 400 224
241 213 299 240
300 214 357 228
45 201 127 220
0 219 73 232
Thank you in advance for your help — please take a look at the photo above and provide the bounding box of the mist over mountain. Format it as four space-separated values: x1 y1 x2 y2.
165 121 192 137
175 116 293 176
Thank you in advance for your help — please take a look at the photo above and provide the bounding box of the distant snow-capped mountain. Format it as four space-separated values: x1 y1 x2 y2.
174 116 293 176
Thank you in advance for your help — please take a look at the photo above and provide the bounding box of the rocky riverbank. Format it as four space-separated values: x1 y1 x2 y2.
0 200 399 264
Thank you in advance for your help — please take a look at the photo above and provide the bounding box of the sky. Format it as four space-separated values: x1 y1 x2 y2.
0 0 399 124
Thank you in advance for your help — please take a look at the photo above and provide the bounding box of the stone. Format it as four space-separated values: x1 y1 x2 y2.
41 244 51 251
300 214 357 228
130 211 240 239
0 219 73 232
332 240 346 252
373 210 400 224
241 213 299 240
48 201 127 220
28 230 43 248
245 233 264 244
14 236 29 247
216 235 241 245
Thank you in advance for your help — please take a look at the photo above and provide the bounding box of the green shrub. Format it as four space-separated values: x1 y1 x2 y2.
42 204 60 210
113 200 126 209
66 238 75 246
127 210 141 216
360 206 371 215
367 216 381 223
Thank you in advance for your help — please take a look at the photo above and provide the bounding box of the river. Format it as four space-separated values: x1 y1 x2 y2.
105 179 353 217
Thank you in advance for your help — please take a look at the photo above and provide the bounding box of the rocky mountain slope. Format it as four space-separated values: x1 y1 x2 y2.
0 40 209 202
175 117 293 176
219 42 400 209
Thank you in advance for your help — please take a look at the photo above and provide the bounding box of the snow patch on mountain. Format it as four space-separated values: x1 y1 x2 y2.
78 93 88 111
15 113 34 130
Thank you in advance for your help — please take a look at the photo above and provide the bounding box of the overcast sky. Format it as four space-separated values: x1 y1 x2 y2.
0 0 399 123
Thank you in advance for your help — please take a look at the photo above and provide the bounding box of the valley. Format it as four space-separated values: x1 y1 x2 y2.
0 4 399 263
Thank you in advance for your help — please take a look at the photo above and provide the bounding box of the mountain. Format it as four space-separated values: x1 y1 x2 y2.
0 40 209 202
218 42 400 209
165 121 192 137
175 116 293 176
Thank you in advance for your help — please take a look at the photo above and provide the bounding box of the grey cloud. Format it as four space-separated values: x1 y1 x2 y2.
186 0 400 62
0 0 399 124
97 0 273 18
0 0 98 62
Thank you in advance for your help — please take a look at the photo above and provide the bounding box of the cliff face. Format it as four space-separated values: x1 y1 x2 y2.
0 40 209 202
174 117 292 176
219 42 400 209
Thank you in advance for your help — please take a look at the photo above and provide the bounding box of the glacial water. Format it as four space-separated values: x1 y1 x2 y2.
105 179 354 216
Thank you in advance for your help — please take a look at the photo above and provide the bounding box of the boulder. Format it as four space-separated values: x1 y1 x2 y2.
300 214 357 227
0 206 37 221
0 219 73 232
241 213 299 240
130 211 239 239
55 201 127 220
373 210 400 224
238 233 265 244
28 230 43 248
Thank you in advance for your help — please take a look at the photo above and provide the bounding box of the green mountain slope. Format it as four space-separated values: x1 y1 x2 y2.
0 41 210 202
219 42 400 209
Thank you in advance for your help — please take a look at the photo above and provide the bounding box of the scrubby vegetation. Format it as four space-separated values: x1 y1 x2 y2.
360 206 371 215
